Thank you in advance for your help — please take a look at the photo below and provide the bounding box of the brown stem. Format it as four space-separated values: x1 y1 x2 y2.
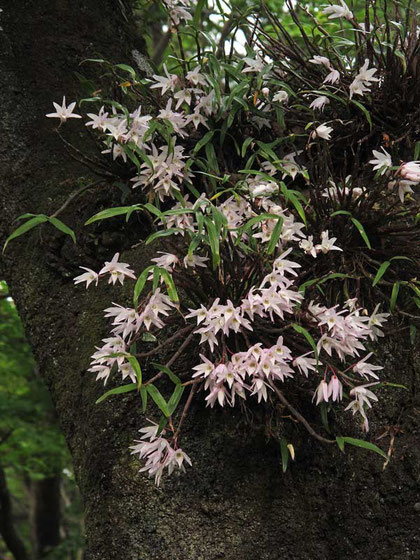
50 179 104 218
268 381 335 444
174 382 199 439
136 325 194 359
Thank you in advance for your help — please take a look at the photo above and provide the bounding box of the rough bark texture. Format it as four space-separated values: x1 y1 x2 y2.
29 476 61 558
1 2 420 560
0 466 29 560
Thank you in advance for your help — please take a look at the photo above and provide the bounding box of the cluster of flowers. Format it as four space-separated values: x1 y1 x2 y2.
130 424 191 486
46 0 419 485
369 149 420 202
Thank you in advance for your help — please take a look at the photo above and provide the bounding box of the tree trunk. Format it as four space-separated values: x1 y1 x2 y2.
0 467 29 560
1 2 420 560
29 476 61 558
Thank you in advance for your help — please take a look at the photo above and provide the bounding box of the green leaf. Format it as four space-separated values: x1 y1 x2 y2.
390 282 400 312
152 266 160 293
126 356 142 389
351 100 372 130
292 323 319 362
193 0 206 26
320 403 330 433
372 261 391 286
146 384 171 417
266 218 284 255
279 438 289 473
205 217 220 269
168 385 185 416
351 218 371 249
157 415 168 435
159 268 179 305
193 130 215 154
240 213 280 233
133 265 154 305
139 386 148 413
3 215 48 252
48 217 76 243
151 363 181 385
241 137 254 158
381 382 408 390
336 436 345 452
115 63 137 77
414 141 420 161
141 332 157 343
95 383 137 404
85 206 140 225
409 324 417 345
338 436 387 459
145 228 184 245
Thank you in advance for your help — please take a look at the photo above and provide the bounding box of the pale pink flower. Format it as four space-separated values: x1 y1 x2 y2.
323 0 352 20
400 161 420 182
313 379 330 404
310 96 330 111
312 124 333 140
369 148 392 175
74 267 99 288
273 90 289 103
99 253 136 285
328 375 343 401
46 96 82 122
324 69 340 84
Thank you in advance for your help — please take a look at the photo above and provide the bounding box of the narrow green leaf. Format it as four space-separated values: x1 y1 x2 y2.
133 265 154 305
151 363 181 385
340 437 387 459
146 384 171 417
152 267 160 293
409 324 417 345
372 261 391 287
336 436 345 452
139 385 148 413
127 355 142 389
381 382 408 390
85 206 140 225
145 228 184 245
95 383 137 404
351 99 372 130
390 282 400 312
414 142 420 161
241 137 254 158
193 130 215 154
157 415 168 435
205 217 220 269
292 323 319 362
266 217 284 255
192 0 206 26
48 217 76 243
115 63 137 77
279 438 289 473
351 218 371 249
159 268 179 304
320 403 330 433
168 385 185 415
3 215 48 252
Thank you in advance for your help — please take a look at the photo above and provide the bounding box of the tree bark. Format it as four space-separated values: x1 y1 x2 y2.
0 466 29 560
0 2 420 560
29 476 61 558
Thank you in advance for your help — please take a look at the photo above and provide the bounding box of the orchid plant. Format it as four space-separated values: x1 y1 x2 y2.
6 0 420 485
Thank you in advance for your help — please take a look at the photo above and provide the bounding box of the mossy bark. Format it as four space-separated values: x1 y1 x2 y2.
0 1 419 559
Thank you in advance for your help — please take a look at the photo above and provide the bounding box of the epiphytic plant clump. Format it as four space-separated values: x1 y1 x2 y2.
7 0 420 484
